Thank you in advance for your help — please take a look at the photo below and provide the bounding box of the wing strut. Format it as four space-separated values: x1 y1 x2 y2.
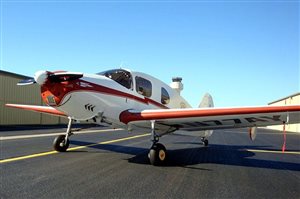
150 120 159 143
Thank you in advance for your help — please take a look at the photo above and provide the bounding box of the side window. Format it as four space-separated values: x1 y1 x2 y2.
161 87 170 104
135 76 152 97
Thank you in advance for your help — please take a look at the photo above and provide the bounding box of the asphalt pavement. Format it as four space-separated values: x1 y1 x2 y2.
1 126 299 199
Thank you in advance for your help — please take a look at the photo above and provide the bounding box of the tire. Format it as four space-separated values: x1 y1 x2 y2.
203 139 208 147
149 143 167 166
149 148 157 165
53 135 69 152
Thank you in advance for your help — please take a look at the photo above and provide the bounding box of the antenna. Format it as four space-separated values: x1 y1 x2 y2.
119 61 127 69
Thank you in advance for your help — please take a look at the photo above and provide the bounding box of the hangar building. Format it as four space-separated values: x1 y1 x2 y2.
0 70 66 125
267 92 300 132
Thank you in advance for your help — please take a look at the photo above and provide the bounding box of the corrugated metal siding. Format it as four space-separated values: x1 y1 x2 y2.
2 75 41 104
0 101 6 124
40 113 61 125
0 71 66 125
267 94 300 133
0 75 4 102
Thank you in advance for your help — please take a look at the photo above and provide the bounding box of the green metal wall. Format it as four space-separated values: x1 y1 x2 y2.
0 70 67 125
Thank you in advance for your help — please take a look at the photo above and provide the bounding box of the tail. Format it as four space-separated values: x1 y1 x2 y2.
198 93 214 108
198 93 214 140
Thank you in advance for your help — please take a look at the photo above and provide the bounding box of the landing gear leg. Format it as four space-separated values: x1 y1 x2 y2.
148 120 167 166
53 117 73 152
201 137 209 147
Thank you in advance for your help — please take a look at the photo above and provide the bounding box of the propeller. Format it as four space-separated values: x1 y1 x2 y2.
17 70 83 86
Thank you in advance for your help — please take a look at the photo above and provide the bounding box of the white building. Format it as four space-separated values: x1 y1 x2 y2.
267 93 300 132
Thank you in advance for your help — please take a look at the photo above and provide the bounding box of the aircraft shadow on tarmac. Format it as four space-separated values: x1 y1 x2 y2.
70 140 299 171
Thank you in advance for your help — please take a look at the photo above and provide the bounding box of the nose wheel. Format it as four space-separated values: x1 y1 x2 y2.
53 117 72 152
53 135 70 152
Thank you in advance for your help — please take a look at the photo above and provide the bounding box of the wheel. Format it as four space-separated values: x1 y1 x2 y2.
53 135 69 152
149 143 167 166
203 139 208 147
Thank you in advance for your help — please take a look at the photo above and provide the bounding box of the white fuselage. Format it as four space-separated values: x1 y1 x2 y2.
43 70 194 134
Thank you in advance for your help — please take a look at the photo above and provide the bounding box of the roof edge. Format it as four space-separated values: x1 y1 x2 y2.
268 92 300 105
0 70 32 79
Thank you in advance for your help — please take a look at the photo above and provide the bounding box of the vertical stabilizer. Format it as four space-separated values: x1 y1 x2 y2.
198 93 214 139
198 93 214 108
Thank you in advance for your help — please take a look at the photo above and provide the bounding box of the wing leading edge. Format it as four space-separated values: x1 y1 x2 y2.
120 105 300 131
5 104 66 116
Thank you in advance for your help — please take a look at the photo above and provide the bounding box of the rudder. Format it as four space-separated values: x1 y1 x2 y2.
198 93 214 108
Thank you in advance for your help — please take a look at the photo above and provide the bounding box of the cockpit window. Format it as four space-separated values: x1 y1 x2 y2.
161 87 170 104
135 76 152 97
97 69 132 89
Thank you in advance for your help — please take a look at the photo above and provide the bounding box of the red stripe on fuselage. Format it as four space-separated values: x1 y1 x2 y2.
41 79 168 109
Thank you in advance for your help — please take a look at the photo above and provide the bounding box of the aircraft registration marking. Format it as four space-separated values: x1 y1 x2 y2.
0 133 150 164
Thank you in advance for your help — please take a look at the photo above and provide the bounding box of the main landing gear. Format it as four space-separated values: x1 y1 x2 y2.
53 117 73 152
201 137 209 147
148 120 167 166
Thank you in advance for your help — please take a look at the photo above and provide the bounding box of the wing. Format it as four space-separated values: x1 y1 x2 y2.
6 104 66 116
120 105 300 131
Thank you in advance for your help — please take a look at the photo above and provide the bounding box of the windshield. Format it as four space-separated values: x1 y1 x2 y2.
97 69 132 89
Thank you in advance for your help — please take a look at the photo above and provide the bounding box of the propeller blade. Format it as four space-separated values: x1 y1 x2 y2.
17 78 36 86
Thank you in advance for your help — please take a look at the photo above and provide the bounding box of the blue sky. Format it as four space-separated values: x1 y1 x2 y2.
0 0 299 107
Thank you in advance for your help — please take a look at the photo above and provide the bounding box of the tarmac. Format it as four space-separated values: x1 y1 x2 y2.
1 126 299 198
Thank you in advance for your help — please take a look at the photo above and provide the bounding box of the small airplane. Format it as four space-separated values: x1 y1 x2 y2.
6 69 300 165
